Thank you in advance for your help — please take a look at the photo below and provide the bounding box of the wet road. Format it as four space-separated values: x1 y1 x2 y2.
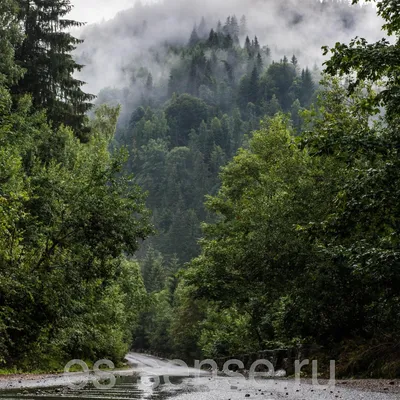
0 353 398 400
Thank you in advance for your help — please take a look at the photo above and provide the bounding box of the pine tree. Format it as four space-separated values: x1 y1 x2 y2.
188 60 198 95
188 26 199 47
232 108 243 151
248 66 259 104
198 16 207 38
168 73 175 98
300 68 315 107
240 15 248 37
223 34 234 49
256 52 263 71
208 29 218 47
141 247 166 293
223 16 231 36
290 99 302 132
13 0 95 140
230 15 239 38
245 36 252 53
146 73 153 92
254 36 261 53
267 94 281 116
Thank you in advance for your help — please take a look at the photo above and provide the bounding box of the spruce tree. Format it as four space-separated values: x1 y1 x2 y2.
208 29 218 48
13 0 94 140
240 15 247 37
223 34 233 49
300 68 315 107
245 36 252 53
248 66 260 104
188 26 200 47
230 15 239 38
198 16 207 38
223 16 231 36
254 36 261 53
256 52 263 71
146 73 153 92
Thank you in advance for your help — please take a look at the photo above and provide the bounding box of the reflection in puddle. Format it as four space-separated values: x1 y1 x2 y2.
0 374 180 400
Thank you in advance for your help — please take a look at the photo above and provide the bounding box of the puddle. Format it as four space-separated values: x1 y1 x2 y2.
0 374 179 400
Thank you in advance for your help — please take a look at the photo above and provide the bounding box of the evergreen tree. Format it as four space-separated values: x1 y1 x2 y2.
290 98 302 132
208 29 219 47
141 247 166 293
188 26 200 47
13 0 94 140
230 15 240 40
254 36 261 53
146 73 153 92
168 73 176 97
248 66 260 104
198 16 207 38
223 16 231 36
239 15 248 37
232 108 244 151
223 34 234 49
245 36 252 53
256 52 263 71
300 68 315 107
266 94 281 116
188 60 198 95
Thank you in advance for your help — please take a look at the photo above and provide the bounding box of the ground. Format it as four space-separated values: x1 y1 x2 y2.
0 353 399 399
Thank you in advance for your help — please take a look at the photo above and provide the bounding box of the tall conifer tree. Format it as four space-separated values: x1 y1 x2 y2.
13 0 94 140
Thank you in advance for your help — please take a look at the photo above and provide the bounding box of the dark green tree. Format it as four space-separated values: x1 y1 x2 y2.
0 0 24 87
13 0 95 140
188 26 200 47
248 66 260 104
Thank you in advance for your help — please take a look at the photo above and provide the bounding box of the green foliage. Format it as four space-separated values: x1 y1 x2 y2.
165 94 208 146
176 0 400 368
184 114 326 352
115 15 318 358
0 0 24 86
324 0 400 118
12 0 95 139
0 85 152 368
3 0 397 377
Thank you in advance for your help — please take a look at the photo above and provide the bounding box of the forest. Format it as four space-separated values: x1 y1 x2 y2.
1 0 400 379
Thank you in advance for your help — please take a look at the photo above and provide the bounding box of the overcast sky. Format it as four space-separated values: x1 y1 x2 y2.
69 0 373 25
69 0 136 24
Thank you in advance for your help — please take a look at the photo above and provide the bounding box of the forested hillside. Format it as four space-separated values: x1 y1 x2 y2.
1 0 400 379
106 17 319 355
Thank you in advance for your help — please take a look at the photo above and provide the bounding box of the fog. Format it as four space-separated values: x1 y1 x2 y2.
69 0 135 24
72 0 383 100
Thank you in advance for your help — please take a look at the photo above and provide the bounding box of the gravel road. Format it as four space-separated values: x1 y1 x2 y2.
0 353 399 400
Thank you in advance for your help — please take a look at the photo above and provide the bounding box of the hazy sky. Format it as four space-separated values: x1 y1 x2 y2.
69 0 136 24
73 0 382 95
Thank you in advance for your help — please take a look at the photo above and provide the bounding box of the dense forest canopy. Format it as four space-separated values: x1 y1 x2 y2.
1 0 400 380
